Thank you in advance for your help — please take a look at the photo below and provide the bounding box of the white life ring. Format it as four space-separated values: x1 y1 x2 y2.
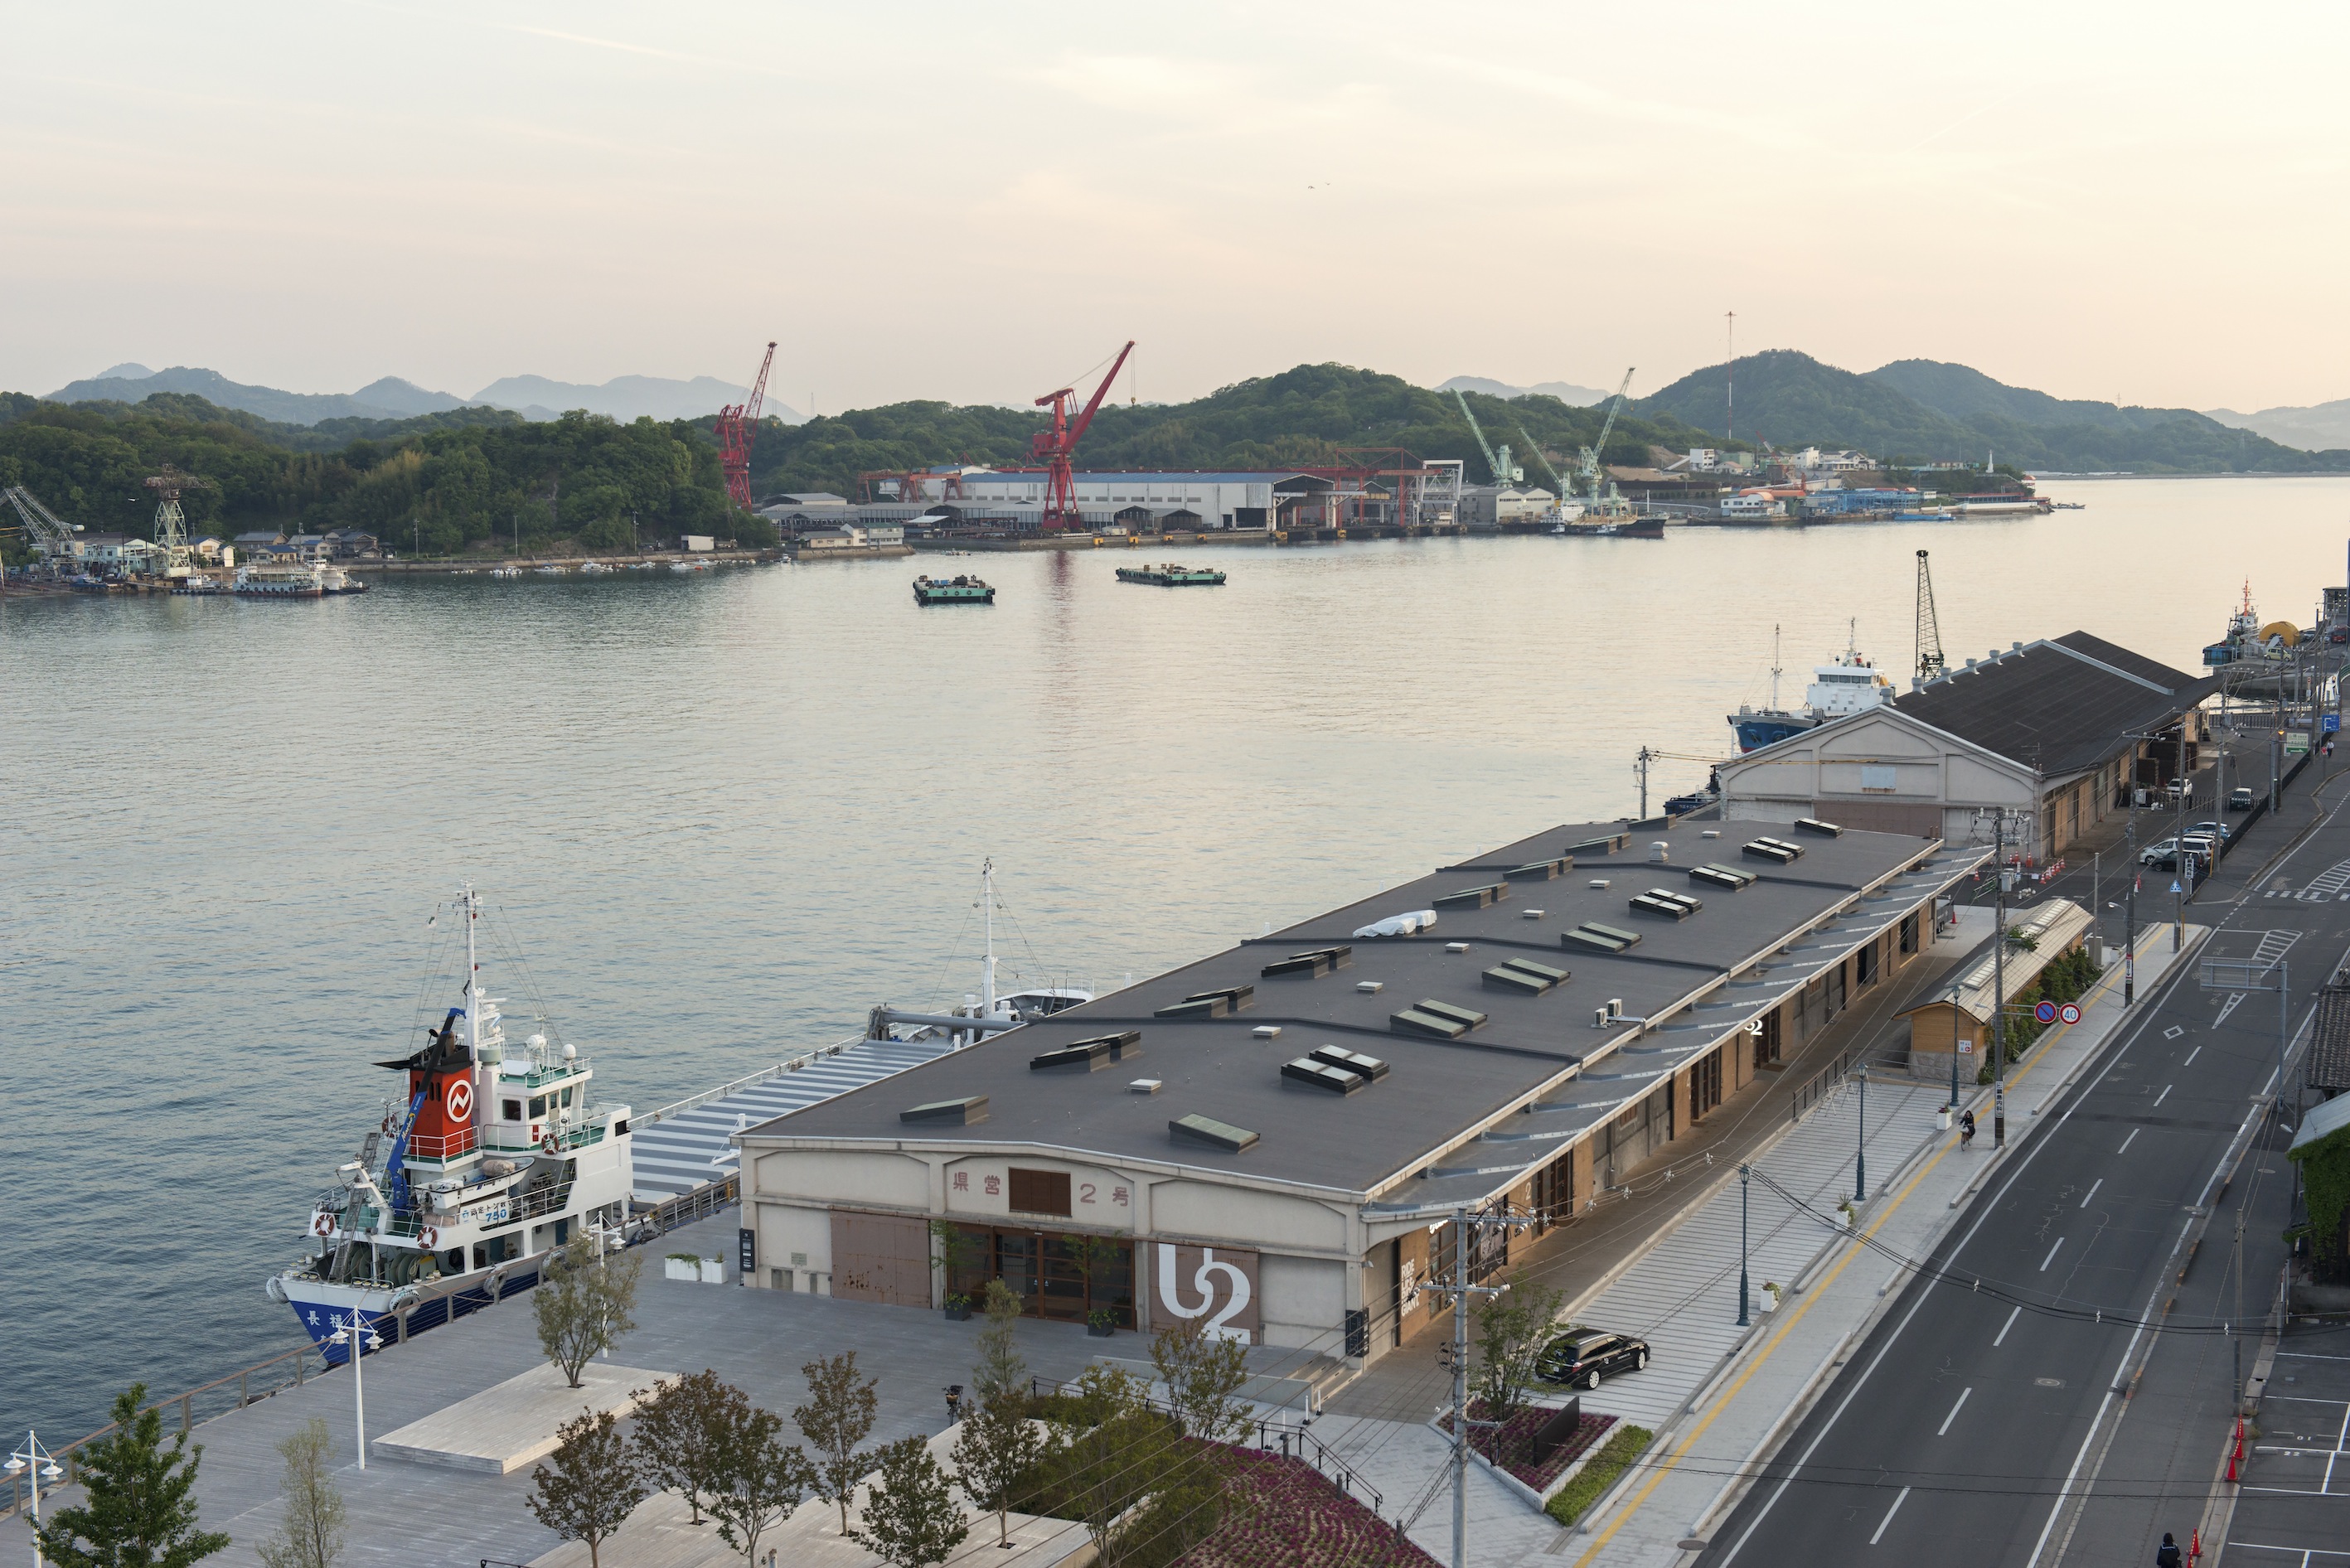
419 1225 439 1250
313 1212 336 1238
540 1134 559 1155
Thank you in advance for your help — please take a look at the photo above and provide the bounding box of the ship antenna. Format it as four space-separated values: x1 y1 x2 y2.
981 859 997 1019
1770 624 1782 711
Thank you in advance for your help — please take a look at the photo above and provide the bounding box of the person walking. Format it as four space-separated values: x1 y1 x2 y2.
2155 1531 2183 1566
1960 1109 1977 1151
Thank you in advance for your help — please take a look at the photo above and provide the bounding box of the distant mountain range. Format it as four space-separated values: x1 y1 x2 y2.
1633 351 2344 473
1436 374 1612 406
2203 398 2350 453
40 364 804 428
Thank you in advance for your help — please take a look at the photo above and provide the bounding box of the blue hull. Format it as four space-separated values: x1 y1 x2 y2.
1730 714 1819 753
282 1266 542 1365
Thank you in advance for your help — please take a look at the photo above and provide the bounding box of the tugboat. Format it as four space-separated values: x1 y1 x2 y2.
267 886 634 1361
1115 563 1227 586
1727 623 1894 753
913 573 995 605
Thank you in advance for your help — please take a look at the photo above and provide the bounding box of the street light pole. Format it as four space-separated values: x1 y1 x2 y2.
7 1431 64 1568
1993 812 2009 1149
2125 753 2139 1004
1737 1165 1752 1327
328 1310 385 1469
1852 1069 1868 1202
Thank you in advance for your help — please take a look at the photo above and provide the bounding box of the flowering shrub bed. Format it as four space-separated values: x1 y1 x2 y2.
1437 1400 1617 1491
1175 1448 1440 1568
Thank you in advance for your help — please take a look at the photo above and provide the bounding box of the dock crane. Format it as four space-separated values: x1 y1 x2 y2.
1031 340 1134 530
3 485 82 569
143 464 210 578
1449 388 1520 486
1575 368 1636 510
1914 548 1948 682
716 341 777 512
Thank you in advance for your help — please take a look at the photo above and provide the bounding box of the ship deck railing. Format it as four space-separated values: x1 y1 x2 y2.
2 1338 332 1523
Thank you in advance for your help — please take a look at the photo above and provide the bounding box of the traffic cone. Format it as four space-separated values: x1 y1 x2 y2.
2189 1527 2202 1563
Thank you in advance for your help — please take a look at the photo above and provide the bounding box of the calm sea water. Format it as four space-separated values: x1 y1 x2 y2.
5 475 2346 1439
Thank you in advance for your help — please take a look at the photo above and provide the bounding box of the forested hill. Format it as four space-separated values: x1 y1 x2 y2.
744 363 1737 498
0 391 748 554
1635 351 2348 473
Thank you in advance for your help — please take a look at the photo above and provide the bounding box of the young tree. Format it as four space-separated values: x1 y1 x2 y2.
1472 1275 1563 1421
855 1435 970 1568
527 1409 647 1568
705 1402 815 1566
950 1391 1056 1548
254 1418 346 1568
794 1351 879 1533
1043 1366 1207 1564
1151 1317 1254 1442
534 1233 644 1388
629 1369 738 1525
35 1385 230 1568
970 1277 1026 1406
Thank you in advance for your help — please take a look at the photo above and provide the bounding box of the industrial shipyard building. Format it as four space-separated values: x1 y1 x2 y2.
736 815 1990 1366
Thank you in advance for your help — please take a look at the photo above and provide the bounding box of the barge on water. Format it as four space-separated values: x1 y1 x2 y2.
914 573 995 604
1116 562 1227 586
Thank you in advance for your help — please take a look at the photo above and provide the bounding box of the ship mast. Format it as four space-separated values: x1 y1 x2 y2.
1770 625 1782 711
981 859 998 1018
463 883 481 1061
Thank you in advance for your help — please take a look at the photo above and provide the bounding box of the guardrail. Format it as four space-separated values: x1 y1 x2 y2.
627 1174 739 1241
1789 1043 1868 1125
639 1035 865 1125
3 1341 329 1522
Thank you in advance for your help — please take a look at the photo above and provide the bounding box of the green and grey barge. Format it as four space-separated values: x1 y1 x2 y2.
913 573 995 605
1116 562 1227 587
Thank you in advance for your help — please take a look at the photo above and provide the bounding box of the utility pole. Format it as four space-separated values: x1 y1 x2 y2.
2125 744 2140 1004
1737 1164 1752 1326
1851 1067 1868 1200
1724 311 1736 442
1992 810 2010 1149
1431 1203 1534 1568
2175 744 2190 953
1635 747 1655 819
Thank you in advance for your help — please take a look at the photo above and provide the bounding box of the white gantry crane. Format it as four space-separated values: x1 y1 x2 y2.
1450 388 1520 486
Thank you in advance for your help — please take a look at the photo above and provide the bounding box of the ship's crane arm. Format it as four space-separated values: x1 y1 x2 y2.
1914 549 1948 681
1510 419 1571 497
1577 368 1636 506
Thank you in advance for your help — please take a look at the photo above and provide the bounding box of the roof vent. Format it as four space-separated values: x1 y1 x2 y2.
1253 1024 1282 1040
1702 829 1720 839
1130 1078 1162 1095
1630 888 1703 921
1506 857 1572 881
1156 985 1253 1019
1563 922 1641 954
901 1096 987 1125
1310 1044 1390 1082
1446 941 1470 954
1649 840 1671 863
1690 864 1756 892
1482 957 1570 995
1281 1057 1366 1094
1522 907 1546 920
1794 817 1844 837
1262 945 1354 979
1433 883 1509 911
1170 1113 1258 1153
1565 833 1629 856
1390 999 1488 1039
1742 837 1803 864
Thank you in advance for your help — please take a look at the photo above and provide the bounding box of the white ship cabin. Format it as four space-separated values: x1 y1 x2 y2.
1805 656 1893 719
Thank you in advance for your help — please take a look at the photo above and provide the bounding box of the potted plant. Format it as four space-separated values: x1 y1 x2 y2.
1837 1199 1858 1230
1760 1281 1782 1313
1086 1306 1117 1338
944 1293 973 1323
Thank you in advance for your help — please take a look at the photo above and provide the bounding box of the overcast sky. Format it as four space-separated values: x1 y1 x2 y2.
7 1 2348 414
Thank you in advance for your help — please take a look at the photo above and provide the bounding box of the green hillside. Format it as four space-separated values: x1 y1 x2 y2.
1635 350 2345 473
0 391 748 556
745 362 1732 498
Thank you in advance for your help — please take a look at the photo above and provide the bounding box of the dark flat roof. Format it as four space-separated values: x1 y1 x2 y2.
743 820 1982 1203
1892 632 2214 781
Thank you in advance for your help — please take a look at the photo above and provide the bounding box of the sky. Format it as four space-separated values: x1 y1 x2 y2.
7 1 2350 415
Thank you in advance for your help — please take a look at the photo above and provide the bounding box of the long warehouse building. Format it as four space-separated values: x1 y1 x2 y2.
736 815 1989 1366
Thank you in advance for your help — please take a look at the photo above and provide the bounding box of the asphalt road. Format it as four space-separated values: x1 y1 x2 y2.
1698 760 2349 1568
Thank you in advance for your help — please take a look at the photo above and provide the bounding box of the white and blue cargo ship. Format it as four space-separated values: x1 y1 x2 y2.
1727 627 1895 753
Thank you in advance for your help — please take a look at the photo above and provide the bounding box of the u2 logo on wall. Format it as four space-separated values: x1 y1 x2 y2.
1156 1243 1259 1343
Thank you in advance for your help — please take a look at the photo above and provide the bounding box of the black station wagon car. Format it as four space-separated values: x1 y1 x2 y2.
1535 1326 1650 1389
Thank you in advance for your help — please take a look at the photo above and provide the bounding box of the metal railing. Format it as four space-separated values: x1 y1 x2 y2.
1789 1043 1867 1125
626 1174 739 1242
3 1341 330 1522
640 1036 863 1125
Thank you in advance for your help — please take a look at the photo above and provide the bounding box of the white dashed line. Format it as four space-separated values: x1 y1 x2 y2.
1994 1306 2022 1346
2080 1178 2103 1209
2041 1238 2066 1271
1938 1387 1973 1435
2118 1129 2139 1154
1869 1486 1912 1545
2154 1084 2173 1108
2185 1046 2202 1064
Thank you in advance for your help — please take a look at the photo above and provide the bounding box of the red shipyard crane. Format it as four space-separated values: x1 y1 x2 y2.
716 341 776 512
1030 341 1133 530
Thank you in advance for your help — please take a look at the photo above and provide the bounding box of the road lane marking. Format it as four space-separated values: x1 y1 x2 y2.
2164 1025 2185 1038
2080 1178 2103 1209
1868 1486 1911 1545
2212 996 2243 1028
2119 1129 2139 1154
2185 1045 2203 1063
1994 1306 2021 1346
2153 1084 2173 1107
2041 1237 2065 1270
1937 1387 1972 1435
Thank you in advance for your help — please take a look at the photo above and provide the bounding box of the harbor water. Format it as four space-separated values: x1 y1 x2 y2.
4 474 2345 1440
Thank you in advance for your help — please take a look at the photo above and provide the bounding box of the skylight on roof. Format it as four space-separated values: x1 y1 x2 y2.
1690 863 1756 891
1630 889 1703 921
1742 837 1802 864
901 1096 988 1125
1170 1113 1258 1153
1483 956 1570 995
1563 922 1640 954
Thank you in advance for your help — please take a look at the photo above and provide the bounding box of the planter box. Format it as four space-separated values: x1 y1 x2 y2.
1087 1321 1116 1338
664 1257 699 1281
944 1305 971 1322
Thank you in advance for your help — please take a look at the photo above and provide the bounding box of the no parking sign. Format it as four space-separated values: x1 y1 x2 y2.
2034 1000 2058 1024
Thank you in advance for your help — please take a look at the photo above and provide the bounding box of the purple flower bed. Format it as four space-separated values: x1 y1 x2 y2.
1177 1448 1441 1568
1437 1400 1618 1491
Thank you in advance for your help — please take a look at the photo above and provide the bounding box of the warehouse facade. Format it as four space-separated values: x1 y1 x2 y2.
735 817 1989 1365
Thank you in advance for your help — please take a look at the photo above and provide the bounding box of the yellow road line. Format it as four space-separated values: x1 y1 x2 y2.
1569 1136 1958 1566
